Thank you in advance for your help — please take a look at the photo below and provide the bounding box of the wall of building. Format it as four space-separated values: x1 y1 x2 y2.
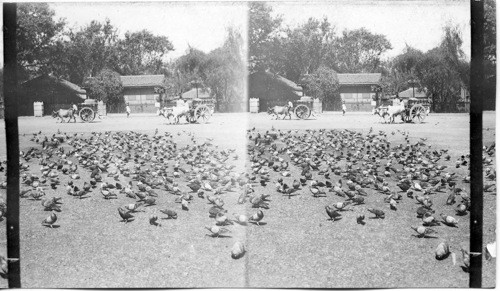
339 85 375 111
248 72 302 112
18 77 86 116
122 87 160 113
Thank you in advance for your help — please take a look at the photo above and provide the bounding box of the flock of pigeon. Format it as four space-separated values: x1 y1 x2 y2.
246 127 495 272
0 125 496 280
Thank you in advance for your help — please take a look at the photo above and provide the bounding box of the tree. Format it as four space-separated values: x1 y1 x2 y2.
484 0 496 66
383 45 424 96
248 2 282 72
205 27 246 112
325 28 392 73
57 19 119 85
416 24 468 113
172 46 208 93
301 66 340 109
16 3 66 81
83 69 123 106
484 0 496 110
115 30 174 75
273 17 335 82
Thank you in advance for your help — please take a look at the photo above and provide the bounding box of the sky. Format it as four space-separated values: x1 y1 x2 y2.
270 0 471 60
49 2 248 60
0 0 473 66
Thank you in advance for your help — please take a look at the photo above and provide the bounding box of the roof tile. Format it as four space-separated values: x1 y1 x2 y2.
120 75 165 87
338 73 381 85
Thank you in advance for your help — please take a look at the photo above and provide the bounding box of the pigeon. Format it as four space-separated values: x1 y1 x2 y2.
0 255 19 279
325 206 341 221
205 225 230 237
42 212 58 228
232 213 248 225
160 209 178 219
440 214 459 227
249 210 264 225
460 248 481 272
332 201 351 211
367 208 385 219
149 215 161 226
356 214 365 225
435 242 450 260
118 207 134 223
231 242 246 259
41 197 61 212
411 226 436 238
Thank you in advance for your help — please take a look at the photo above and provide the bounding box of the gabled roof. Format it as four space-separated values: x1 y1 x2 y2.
274 74 302 91
338 73 381 85
398 87 427 98
59 78 86 95
21 75 86 97
250 71 303 92
120 75 165 87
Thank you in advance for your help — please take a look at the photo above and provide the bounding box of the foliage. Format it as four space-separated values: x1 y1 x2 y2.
325 28 392 73
484 0 496 67
301 65 339 101
248 2 282 72
484 0 496 110
415 24 468 112
273 17 334 82
58 19 119 85
204 28 246 112
115 29 174 75
382 45 424 96
83 69 123 105
16 3 66 81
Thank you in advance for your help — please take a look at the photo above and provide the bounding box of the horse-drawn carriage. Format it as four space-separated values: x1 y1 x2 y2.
77 99 99 122
52 99 99 123
268 96 316 120
376 98 429 123
160 98 214 124
293 97 314 120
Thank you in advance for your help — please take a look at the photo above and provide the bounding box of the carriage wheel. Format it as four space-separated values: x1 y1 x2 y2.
294 104 311 120
79 107 94 122
410 104 427 123
195 105 211 124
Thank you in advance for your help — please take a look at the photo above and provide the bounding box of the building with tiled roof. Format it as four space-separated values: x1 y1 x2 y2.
120 75 165 88
335 73 382 111
249 71 304 112
121 75 165 113
18 75 87 116
338 73 382 85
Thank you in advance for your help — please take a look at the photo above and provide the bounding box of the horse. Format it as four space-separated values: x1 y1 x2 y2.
52 108 76 123
160 107 191 124
267 105 292 120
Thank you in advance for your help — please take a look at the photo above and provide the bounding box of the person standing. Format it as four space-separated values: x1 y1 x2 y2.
126 103 131 118
342 100 347 116
71 103 78 121
371 95 377 114
155 96 161 116
287 100 293 115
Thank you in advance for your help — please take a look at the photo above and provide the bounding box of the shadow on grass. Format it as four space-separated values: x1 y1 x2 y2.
206 234 232 239
249 221 267 226
411 234 439 239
